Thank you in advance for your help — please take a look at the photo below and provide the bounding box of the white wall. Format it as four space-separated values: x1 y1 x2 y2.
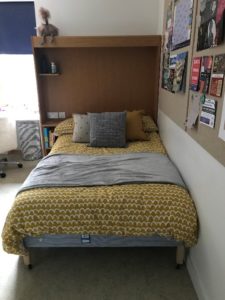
34 0 163 35
158 110 225 300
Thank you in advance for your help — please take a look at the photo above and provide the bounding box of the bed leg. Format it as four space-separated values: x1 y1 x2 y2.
22 253 32 270
176 244 185 269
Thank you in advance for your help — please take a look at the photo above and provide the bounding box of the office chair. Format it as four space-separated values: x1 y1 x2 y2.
0 157 23 178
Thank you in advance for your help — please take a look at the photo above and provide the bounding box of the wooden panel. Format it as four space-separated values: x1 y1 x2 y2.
32 36 161 155
33 42 160 123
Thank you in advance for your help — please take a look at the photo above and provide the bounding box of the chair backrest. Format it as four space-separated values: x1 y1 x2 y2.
0 117 17 153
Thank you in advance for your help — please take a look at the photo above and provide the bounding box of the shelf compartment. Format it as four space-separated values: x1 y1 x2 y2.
39 73 60 77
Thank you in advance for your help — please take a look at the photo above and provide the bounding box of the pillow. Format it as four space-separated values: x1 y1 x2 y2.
142 115 158 132
89 112 126 147
126 110 148 141
54 118 73 136
72 114 90 143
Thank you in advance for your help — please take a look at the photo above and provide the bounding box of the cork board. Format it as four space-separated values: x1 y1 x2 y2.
160 0 225 167
187 0 225 166
159 0 198 129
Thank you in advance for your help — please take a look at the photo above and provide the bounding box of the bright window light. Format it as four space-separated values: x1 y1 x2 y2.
0 54 39 120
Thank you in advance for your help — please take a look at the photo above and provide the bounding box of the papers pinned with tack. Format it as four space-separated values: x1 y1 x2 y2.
200 98 217 128
186 94 201 129
218 95 225 142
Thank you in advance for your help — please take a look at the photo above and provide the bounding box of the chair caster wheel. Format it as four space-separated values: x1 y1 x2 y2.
28 264 33 270
18 163 23 168
0 173 6 178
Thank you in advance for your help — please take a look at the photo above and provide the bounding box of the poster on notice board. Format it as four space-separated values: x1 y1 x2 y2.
200 98 217 128
162 52 188 93
199 56 213 94
190 57 202 91
172 0 193 50
164 0 174 52
197 0 225 51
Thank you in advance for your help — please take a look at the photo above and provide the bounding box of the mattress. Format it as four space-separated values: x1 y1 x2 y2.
2 132 198 255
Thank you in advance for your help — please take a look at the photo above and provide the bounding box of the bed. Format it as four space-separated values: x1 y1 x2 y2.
1 36 197 269
2 123 198 269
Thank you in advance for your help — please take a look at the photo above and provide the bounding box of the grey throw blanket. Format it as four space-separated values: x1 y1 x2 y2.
18 153 186 194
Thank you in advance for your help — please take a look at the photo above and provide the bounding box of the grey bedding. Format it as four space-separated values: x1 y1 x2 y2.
18 152 186 194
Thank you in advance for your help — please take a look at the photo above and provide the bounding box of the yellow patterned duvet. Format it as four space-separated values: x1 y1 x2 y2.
2 132 198 255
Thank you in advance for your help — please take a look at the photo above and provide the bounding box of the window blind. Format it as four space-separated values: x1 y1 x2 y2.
0 2 36 54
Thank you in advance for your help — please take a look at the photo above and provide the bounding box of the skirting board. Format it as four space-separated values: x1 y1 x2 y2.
187 255 209 300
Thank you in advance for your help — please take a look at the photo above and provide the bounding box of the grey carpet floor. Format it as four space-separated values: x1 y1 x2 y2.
0 153 198 300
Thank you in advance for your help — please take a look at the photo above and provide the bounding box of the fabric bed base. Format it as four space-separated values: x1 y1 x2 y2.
22 235 186 268
23 234 183 248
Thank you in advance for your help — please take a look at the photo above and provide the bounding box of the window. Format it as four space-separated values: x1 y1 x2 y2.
0 2 38 120
0 1 36 54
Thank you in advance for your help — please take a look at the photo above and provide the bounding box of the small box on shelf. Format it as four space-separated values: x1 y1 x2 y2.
39 55 60 76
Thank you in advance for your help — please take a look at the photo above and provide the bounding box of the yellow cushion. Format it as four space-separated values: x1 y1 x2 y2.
54 118 74 136
126 111 148 141
142 115 158 132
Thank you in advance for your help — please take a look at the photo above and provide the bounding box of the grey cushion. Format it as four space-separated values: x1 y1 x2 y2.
72 114 90 143
89 112 126 147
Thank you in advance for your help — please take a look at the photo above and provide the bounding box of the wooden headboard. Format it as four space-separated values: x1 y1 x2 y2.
32 36 161 123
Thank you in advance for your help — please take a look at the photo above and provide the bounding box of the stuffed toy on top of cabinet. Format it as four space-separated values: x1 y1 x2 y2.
37 7 58 45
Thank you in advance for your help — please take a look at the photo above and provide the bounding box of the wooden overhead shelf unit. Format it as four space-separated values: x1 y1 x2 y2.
32 35 162 48
32 35 162 155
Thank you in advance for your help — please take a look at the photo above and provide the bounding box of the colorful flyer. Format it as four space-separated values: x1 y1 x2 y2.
191 57 202 91
213 54 225 73
167 55 177 92
162 52 188 93
173 52 188 92
199 56 213 94
210 74 224 97
161 52 170 90
200 98 217 128
210 54 225 97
